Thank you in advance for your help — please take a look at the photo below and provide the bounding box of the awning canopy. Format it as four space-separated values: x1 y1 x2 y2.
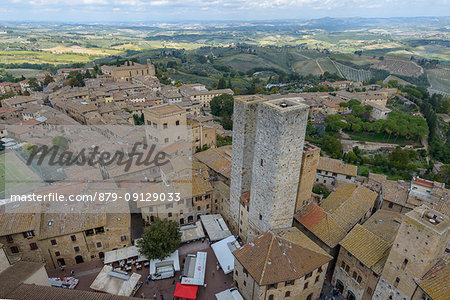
211 235 240 274
104 246 148 264
174 283 197 300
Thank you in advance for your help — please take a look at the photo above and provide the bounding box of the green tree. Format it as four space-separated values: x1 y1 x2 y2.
22 142 38 156
325 115 347 132
216 135 232 147
217 77 227 89
321 135 343 158
52 136 69 151
210 94 234 118
43 75 54 86
136 218 181 261
313 183 330 198
439 164 450 184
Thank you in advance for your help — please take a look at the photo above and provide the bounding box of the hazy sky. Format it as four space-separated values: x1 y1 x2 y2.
1 0 449 22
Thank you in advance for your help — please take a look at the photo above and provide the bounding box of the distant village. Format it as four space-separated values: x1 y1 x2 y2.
0 60 448 300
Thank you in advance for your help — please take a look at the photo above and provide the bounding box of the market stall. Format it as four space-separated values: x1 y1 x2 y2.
174 283 198 300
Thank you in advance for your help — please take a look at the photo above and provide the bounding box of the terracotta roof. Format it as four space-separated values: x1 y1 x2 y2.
412 177 435 189
136 174 212 209
416 255 450 300
0 212 38 236
2 96 38 106
0 261 45 298
338 210 403 274
146 104 184 115
295 184 377 248
295 202 347 248
6 283 138 300
317 157 357 177
322 184 377 232
193 146 232 179
360 210 403 243
0 107 21 114
340 225 390 274
233 227 332 285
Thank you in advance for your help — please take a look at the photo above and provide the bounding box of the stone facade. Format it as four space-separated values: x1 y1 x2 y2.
230 97 309 242
332 247 380 300
144 104 188 147
190 120 216 152
0 244 10 273
212 181 231 224
234 259 328 300
229 96 265 234
247 99 308 240
373 206 449 300
296 143 320 211
105 60 156 82
39 224 131 269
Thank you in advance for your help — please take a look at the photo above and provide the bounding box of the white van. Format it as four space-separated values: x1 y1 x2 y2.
151 264 175 280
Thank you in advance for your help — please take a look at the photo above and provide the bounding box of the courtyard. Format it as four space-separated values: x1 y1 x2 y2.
47 240 234 299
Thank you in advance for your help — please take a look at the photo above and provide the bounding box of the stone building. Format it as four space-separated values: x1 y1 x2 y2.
188 119 216 152
296 143 321 211
232 227 332 300
179 84 234 109
101 59 155 82
368 102 391 120
1 96 40 108
373 205 449 300
315 157 357 188
229 95 266 234
194 145 232 185
294 184 377 259
365 174 449 217
144 104 188 147
331 210 403 300
193 146 233 226
137 160 213 226
0 242 133 300
230 97 309 242
0 207 42 265
0 183 132 269
411 254 449 300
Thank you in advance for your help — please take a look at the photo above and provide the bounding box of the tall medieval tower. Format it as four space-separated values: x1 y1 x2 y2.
230 97 309 242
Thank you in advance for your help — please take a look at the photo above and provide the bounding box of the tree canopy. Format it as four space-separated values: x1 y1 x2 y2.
211 93 234 130
52 136 69 151
136 218 181 261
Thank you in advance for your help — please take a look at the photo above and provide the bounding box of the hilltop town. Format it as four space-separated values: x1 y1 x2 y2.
0 56 449 300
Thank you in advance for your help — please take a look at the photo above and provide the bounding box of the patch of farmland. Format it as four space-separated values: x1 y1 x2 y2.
316 57 339 75
219 54 283 72
294 60 322 76
2 68 41 78
296 49 326 59
256 48 293 73
372 58 423 77
333 61 372 81
383 74 414 86
427 68 450 96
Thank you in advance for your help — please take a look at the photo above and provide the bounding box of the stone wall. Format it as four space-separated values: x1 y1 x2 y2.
296 145 320 211
375 209 449 299
248 99 308 236
229 98 262 234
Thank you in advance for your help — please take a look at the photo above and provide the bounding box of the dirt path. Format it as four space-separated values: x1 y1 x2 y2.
316 59 324 74
330 59 345 78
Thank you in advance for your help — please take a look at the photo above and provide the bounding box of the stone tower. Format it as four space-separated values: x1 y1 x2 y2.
229 97 308 242
295 142 320 211
373 205 449 300
229 95 266 233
